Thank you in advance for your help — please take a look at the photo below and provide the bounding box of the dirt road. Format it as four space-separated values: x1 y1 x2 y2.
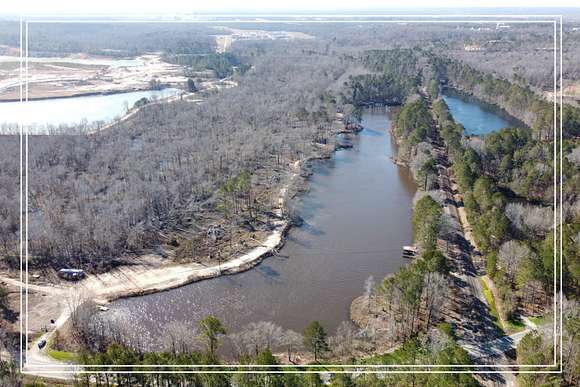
432 141 518 386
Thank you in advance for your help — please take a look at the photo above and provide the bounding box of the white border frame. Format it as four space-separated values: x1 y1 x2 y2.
18 14 563 375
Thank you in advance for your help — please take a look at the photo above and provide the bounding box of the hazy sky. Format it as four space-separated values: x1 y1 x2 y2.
4 0 580 15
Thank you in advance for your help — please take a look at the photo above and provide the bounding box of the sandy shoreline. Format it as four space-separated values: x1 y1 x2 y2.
88 215 291 305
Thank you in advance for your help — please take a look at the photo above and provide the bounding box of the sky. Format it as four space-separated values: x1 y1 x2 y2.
3 0 580 16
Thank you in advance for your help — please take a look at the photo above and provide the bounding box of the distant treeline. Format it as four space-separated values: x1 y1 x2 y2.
0 23 215 57
340 49 421 107
434 55 580 140
341 47 580 142
163 52 249 79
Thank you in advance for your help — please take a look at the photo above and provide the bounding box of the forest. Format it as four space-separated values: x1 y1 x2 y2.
0 22 215 57
0 47 350 271
340 45 579 385
163 53 248 79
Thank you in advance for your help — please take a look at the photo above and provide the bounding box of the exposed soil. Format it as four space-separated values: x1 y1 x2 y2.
0 53 189 101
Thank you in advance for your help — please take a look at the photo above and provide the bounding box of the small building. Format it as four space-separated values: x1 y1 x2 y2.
57 269 85 281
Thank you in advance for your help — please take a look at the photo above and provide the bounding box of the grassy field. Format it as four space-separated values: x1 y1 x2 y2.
46 336 78 363
528 315 547 326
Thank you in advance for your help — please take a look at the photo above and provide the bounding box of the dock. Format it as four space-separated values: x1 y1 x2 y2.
402 245 418 259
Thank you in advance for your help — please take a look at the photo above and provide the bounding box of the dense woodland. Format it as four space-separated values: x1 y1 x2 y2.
67 316 477 387
0 48 348 271
170 53 250 79
344 46 579 385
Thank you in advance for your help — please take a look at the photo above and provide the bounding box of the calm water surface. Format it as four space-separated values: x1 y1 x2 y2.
105 109 417 348
0 88 180 129
443 90 526 135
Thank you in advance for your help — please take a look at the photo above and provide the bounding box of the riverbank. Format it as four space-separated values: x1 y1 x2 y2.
16 161 298 378
85 175 296 305
93 108 417 361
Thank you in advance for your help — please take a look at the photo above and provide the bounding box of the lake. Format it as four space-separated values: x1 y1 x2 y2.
0 88 181 132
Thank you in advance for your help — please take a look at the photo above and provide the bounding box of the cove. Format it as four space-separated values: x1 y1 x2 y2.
442 89 527 136
104 108 417 349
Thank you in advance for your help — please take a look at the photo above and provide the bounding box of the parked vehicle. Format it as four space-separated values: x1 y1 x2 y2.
57 268 85 281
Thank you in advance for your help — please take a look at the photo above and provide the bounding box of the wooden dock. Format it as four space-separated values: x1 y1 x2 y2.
402 245 418 259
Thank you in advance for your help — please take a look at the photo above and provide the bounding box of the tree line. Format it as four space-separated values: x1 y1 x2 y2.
434 55 580 140
67 312 476 387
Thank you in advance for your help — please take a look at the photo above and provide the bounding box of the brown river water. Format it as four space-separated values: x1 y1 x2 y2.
105 108 417 349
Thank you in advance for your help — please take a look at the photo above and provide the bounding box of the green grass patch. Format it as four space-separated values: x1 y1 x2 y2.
46 335 78 363
528 315 547 327
47 349 78 363
505 318 526 333
479 277 504 333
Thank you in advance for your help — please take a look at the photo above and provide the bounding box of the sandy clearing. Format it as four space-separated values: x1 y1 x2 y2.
0 53 188 101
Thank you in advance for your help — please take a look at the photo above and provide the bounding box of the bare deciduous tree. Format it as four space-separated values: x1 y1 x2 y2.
505 202 553 236
279 329 303 363
163 321 200 355
498 240 530 281
329 321 359 358
421 272 448 329
363 275 375 313
228 321 284 358
66 286 98 347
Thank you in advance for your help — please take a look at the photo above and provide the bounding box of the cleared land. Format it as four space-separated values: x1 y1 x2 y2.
0 53 188 100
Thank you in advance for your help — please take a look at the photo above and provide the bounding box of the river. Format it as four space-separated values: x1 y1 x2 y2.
104 108 417 349
103 92 527 350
